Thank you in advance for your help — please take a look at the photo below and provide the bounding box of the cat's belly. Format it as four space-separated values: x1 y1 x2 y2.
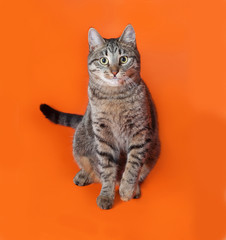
91 98 149 154
111 123 128 152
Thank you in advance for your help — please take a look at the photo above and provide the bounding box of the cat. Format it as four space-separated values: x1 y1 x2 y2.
40 24 160 210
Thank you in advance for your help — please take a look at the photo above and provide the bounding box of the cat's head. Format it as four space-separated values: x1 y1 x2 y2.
88 25 140 87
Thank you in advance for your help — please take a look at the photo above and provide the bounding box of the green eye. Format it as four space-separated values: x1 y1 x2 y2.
100 57 109 65
120 56 128 64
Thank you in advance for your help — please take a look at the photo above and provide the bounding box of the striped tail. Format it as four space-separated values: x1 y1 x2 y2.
40 104 83 128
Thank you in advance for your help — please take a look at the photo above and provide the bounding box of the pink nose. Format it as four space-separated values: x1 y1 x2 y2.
112 71 118 77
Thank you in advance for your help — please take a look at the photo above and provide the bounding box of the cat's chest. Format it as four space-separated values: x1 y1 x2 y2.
91 99 144 145
92 99 133 125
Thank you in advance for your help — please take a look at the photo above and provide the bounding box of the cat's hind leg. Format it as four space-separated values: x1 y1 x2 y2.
138 142 160 183
73 169 93 186
73 156 99 186
134 155 158 198
132 162 153 199
133 184 141 199
138 163 152 183
131 165 150 199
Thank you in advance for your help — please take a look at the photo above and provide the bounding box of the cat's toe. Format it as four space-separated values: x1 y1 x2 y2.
73 170 91 186
119 180 135 201
133 185 141 199
96 195 114 210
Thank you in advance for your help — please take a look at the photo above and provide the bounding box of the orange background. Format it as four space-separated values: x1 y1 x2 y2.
0 0 225 239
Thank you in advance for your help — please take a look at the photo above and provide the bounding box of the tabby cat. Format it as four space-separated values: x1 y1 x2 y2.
40 25 160 209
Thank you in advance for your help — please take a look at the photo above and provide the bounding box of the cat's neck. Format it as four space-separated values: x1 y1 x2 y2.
88 76 143 100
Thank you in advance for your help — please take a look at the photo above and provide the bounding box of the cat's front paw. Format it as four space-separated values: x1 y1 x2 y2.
96 195 114 210
119 180 135 201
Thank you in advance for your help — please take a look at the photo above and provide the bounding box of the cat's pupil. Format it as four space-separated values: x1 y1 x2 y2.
121 57 126 62
102 58 106 63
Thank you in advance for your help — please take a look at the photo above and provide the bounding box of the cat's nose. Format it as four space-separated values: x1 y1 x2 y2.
112 71 118 77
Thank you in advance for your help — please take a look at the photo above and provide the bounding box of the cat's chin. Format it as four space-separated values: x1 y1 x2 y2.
101 78 125 87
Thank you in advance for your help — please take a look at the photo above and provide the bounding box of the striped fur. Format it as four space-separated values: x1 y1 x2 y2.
40 25 160 210
40 104 83 128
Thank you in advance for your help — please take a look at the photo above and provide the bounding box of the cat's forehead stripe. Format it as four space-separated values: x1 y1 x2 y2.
105 39 119 54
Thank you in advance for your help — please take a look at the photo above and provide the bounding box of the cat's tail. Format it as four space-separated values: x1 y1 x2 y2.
40 104 83 129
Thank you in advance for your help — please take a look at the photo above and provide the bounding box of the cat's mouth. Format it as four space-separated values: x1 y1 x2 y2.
101 76 127 86
112 77 125 85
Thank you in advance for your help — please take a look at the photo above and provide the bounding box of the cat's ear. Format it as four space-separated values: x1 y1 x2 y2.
119 24 136 47
88 28 105 51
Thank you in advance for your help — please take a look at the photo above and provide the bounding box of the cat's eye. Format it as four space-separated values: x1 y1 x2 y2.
100 57 109 65
120 56 128 64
